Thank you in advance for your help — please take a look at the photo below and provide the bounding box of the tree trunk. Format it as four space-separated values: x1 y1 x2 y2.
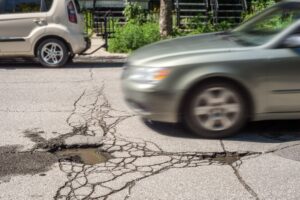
160 0 173 38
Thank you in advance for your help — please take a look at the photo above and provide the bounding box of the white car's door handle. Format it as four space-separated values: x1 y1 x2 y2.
33 19 46 25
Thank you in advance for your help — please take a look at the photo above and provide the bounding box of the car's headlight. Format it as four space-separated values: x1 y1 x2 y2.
128 67 171 84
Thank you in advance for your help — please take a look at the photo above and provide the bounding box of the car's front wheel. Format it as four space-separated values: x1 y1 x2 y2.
37 39 69 67
183 82 248 138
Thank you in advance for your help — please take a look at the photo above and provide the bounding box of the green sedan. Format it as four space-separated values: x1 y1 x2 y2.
122 0 300 138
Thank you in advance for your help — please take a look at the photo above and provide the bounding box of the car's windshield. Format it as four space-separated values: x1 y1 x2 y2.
231 3 300 46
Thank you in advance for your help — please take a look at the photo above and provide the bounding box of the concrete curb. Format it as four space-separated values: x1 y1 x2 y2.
74 55 128 63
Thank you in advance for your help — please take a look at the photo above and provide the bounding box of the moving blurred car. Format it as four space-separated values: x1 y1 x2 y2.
122 0 300 138
0 0 90 67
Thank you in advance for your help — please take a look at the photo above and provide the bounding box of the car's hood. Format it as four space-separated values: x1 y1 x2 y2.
127 32 244 66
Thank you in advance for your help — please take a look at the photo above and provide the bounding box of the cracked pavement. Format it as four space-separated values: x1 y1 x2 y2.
0 62 299 200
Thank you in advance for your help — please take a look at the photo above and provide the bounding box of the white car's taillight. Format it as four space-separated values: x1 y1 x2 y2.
67 1 77 24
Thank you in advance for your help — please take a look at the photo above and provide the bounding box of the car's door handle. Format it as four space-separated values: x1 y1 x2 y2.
33 18 47 25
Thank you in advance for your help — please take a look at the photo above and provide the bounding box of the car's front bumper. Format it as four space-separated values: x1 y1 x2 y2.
122 82 183 123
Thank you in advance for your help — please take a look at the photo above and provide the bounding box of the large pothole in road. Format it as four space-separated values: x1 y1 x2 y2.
210 152 258 165
53 147 109 165
212 153 240 165
24 131 109 165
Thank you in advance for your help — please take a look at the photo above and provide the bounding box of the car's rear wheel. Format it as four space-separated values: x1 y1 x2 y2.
37 39 69 67
183 82 248 138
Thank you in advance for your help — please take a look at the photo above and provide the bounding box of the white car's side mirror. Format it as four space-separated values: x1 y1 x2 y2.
282 35 300 48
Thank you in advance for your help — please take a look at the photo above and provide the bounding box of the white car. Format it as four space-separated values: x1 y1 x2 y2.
0 0 90 67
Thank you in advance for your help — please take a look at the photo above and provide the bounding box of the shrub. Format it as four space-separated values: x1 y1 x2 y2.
83 10 94 36
123 2 147 24
142 22 161 44
108 3 160 53
109 22 160 53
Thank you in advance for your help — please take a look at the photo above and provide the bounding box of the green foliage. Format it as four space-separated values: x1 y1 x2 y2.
253 14 293 33
243 0 276 20
216 21 234 31
107 0 279 53
188 20 233 35
142 22 161 44
176 12 234 36
123 3 147 24
241 0 296 35
187 12 214 30
83 10 94 37
108 3 160 53
146 11 160 23
17 3 39 12
109 22 160 53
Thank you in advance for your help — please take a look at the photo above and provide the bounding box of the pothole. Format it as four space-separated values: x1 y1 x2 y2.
53 147 109 165
212 153 240 165
210 152 256 165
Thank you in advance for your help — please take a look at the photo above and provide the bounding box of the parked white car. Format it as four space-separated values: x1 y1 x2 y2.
0 0 90 67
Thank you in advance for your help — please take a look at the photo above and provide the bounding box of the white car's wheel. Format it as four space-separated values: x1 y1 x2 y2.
37 39 69 67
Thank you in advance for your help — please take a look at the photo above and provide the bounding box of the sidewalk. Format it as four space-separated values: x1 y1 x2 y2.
75 37 128 63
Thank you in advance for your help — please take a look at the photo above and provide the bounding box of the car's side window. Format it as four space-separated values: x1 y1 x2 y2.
44 0 53 12
0 0 4 13
0 0 43 14
0 0 10 14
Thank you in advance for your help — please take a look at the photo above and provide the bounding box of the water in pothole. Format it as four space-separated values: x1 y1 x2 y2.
54 148 109 165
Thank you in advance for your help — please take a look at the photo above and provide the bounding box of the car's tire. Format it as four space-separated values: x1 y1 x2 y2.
37 39 69 68
183 82 248 139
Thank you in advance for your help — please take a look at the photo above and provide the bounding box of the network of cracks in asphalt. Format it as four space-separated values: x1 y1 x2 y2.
23 85 298 200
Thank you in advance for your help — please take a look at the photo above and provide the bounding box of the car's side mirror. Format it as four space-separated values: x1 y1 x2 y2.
282 35 300 48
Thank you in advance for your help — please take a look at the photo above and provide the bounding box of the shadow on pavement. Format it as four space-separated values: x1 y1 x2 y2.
0 58 124 69
144 119 300 143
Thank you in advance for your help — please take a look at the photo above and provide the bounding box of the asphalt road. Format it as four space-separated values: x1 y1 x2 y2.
0 60 299 200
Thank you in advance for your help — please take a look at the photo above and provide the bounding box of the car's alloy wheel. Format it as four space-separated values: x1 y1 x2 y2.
183 82 248 138
37 39 69 67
